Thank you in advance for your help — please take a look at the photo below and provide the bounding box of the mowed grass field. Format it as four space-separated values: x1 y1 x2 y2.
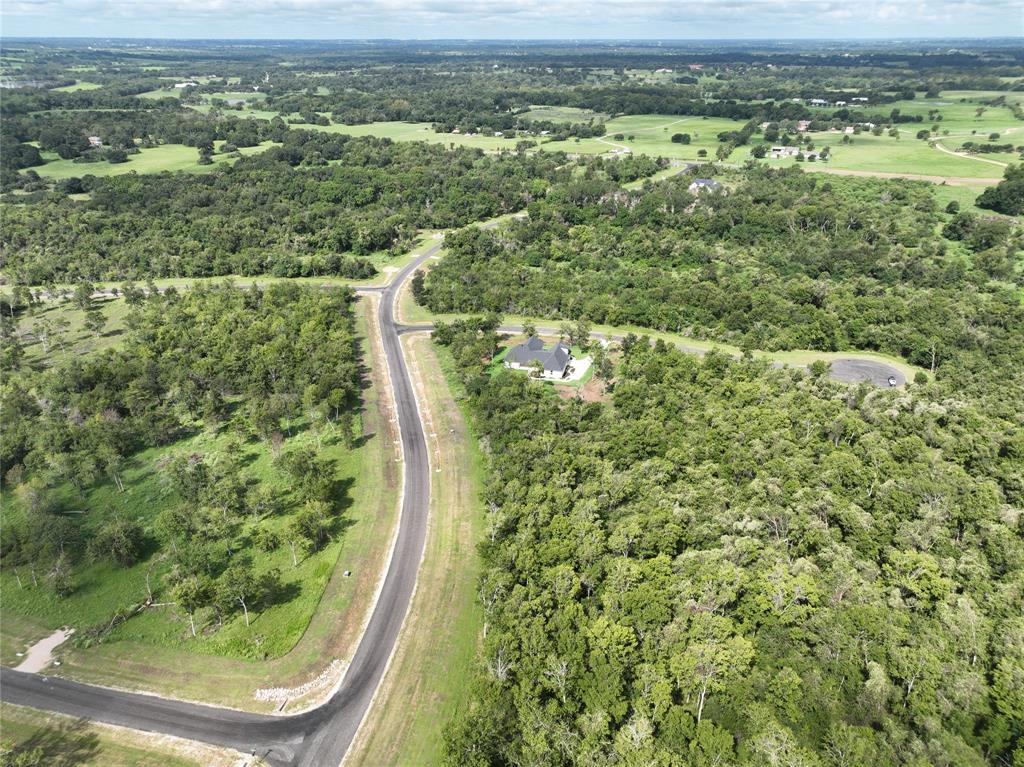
30 140 277 179
0 703 238 767
52 81 104 92
313 120 521 151
762 132 1007 179
520 104 609 122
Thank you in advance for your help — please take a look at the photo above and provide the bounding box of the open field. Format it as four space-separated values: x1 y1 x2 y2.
0 703 239 767
136 87 183 99
187 103 284 121
520 105 608 122
0 301 404 711
312 120 521 151
13 295 133 365
346 332 484 767
762 132 1006 179
301 89 1020 182
306 113 1010 183
29 141 276 179
52 81 104 92
210 90 267 103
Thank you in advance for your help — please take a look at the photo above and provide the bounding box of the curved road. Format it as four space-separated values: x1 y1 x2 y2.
0 238 445 767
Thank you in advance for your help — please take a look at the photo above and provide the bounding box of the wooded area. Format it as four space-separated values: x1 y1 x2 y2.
416 167 1023 396
2 134 569 283
1 284 362 650
435 317 1023 767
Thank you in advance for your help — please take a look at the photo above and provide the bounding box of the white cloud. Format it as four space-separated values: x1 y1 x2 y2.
2 0 1020 37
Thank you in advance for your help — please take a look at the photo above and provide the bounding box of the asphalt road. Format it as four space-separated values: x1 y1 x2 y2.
0 239 445 767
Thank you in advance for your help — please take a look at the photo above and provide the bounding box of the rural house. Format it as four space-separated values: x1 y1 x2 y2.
504 336 572 379
771 146 800 158
688 178 724 194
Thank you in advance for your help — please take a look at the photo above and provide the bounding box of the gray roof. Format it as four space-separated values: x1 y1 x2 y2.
506 336 572 373
689 178 722 189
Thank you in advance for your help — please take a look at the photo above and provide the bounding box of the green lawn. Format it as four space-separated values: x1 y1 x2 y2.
882 93 1022 133
209 90 267 102
52 81 103 92
759 132 1006 179
0 703 235 767
564 114 734 160
30 141 276 180
520 105 608 122
930 184 996 216
136 87 183 99
313 120 521 151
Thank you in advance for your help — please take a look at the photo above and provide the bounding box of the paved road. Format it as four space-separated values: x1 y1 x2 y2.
0 240 445 767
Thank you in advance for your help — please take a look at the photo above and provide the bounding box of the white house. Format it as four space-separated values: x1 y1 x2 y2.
688 178 724 194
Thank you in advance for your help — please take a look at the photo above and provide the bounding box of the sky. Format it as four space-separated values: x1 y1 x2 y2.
1 0 1021 40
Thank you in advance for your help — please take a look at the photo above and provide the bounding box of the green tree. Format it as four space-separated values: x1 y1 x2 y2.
289 499 335 556
89 515 145 567
171 575 209 637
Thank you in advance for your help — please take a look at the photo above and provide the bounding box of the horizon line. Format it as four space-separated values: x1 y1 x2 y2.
2 35 1022 42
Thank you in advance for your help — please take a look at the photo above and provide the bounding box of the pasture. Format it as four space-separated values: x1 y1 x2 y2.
52 81 104 92
315 120 520 151
30 141 277 180
519 105 608 122
760 132 1006 179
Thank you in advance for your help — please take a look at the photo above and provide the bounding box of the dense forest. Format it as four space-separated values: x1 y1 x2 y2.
415 167 1024 398
1 134 570 283
0 284 361 645
435 317 1023 767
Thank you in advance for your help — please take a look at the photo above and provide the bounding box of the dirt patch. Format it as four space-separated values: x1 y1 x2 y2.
14 628 73 673
556 375 610 403
829 358 905 387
